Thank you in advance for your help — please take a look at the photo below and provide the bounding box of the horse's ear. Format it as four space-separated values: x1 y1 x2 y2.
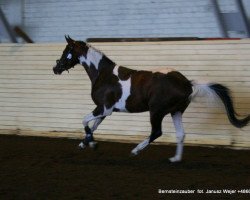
65 35 74 44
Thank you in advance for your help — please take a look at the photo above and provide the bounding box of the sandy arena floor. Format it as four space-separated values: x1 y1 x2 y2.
0 135 249 199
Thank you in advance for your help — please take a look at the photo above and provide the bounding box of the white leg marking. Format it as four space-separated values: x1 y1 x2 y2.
131 138 150 156
81 107 113 148
79 142 86 149
83 106 113 128
89 141 98 148
83 113 95 127
91 118 103 132
169 112 185 162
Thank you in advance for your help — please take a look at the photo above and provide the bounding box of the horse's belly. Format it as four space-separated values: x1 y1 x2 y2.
125 96 149 113
114 97 148 113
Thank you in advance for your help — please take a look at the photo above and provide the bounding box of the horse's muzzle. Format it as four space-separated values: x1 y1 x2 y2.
53 66 62 75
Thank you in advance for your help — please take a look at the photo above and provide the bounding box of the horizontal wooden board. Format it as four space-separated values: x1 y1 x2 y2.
0 40 249 148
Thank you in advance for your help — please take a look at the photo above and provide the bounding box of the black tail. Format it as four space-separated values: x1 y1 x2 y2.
209 84 250 128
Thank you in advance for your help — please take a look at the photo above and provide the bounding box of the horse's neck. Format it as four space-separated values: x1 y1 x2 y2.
79 46 115 84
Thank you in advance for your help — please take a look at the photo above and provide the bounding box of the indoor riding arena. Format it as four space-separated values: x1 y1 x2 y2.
1 1 250 199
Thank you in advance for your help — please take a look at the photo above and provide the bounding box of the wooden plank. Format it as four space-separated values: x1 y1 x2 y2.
0 97 249 109
1 64 250 72
1 48 250 56
2 54 250 61
1 59 250 66
0 112 238 126
0 114 245 129
0 41 250 53
1 70 247 78
0 104 248 118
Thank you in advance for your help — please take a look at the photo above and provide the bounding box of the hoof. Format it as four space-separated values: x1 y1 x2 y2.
169 156 182 163
131 149 139 157
78 142 86 150
89 141 98 150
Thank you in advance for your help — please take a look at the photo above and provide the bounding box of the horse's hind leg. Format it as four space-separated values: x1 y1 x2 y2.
169 111 185 162
131 111 164 156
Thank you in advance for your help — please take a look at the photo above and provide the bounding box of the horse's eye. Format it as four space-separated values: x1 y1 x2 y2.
67 53 72 60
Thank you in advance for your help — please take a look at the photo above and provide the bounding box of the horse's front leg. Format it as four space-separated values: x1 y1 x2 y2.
79 106 112 149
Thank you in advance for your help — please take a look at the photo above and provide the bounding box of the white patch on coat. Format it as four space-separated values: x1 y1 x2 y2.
112 66 131 112
79 55 89 66
67 53 72 60
79 47 103 69
114 78 131 112
113 65 119 76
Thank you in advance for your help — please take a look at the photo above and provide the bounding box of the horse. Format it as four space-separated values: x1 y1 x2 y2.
53 36 250 162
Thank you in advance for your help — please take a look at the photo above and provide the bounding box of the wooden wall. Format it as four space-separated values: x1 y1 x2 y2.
0 40 249 148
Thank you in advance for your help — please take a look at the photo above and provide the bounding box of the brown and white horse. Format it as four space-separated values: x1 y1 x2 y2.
53 36 250 162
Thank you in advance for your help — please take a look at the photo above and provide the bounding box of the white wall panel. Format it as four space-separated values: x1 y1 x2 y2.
22 0 221 42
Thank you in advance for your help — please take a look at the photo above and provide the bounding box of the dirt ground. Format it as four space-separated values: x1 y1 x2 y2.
0 135 249 200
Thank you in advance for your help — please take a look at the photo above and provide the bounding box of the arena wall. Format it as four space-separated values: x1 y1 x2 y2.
0 40 249 148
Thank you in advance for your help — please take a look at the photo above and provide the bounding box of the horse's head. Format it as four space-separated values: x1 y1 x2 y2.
53 36 87 75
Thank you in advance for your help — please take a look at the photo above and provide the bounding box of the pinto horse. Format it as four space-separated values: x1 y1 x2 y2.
53 36 250 162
